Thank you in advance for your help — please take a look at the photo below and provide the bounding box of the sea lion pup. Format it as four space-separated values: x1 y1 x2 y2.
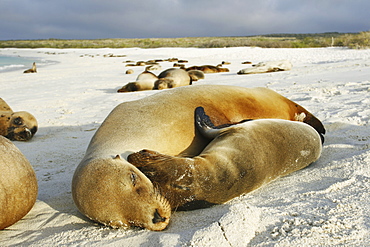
0 98 38 141
187 70 205 81
185 65 229 73
0 136 38 229
117 71 158 93
23 62 37 73
72 85 325 231
128 107 323 210
153 68 192 90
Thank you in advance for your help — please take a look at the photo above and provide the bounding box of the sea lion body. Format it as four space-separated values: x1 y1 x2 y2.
0 98 38 141
237 60 292 75
0 136 38 229
72 85 325 230
23 62 37 73
154 68 192 90
118 71 158 93
186 65 229 73
128 107 322 210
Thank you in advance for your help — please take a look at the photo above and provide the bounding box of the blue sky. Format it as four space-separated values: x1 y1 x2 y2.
1 0 369 40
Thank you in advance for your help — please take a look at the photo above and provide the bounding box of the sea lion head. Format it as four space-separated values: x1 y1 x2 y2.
6 111 38 141
153 78 174 90
72 155 171 231
117 82 139 93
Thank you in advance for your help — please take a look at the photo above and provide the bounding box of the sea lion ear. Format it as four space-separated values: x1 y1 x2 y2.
113 155 121 160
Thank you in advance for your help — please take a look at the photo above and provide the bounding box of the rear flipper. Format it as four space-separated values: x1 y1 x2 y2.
195 106 252 139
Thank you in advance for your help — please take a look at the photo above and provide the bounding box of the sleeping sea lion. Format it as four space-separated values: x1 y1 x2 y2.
72 85 325 231
185 65 229 73
117 71 158 93
0 136 38 229
153 68 192 90
128 107 322 210
0 98 38 141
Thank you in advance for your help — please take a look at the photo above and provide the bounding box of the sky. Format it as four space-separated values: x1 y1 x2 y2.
1 0 369 40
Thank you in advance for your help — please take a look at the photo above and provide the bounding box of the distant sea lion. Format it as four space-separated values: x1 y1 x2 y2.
153 68 192 90
117 71 158 93
0 98 38 141
128 107 322 210
23 62 37 73
187 70 205 81
238 60 292 75
186 65 229 73
125 69 134 74
72 85 325 231
0 136 38 229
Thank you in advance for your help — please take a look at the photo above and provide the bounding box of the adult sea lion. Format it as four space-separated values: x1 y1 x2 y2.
0 98 38 141
72 85 325 231
187 70 205 81
0 136 38 229
153 68 192 90
128 107 322 210
23 62 37 73
186 65 229 73
117 71 158 93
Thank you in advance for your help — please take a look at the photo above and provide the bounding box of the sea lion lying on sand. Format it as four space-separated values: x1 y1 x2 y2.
118 71 158 93
238 60 292 75
154 68 192 90
186 65 229 73
0 98 38 141
0 136 38 229
72 85 325 231
128 107 323 210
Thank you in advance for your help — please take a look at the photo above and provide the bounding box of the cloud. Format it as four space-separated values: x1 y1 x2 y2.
1 0 369 40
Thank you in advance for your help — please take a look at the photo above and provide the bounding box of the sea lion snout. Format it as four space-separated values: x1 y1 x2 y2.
152 209 167 224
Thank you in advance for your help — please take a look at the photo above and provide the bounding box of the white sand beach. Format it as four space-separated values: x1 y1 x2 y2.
0 47 369 246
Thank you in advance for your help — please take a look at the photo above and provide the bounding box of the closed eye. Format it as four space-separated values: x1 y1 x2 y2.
130 172 138 187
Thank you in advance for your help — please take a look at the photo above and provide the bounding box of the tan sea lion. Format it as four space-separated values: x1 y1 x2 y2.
153 68 192 90
23 62 37 73
187 70 205 81
0 98 38 141
128 107 322 210
72 85 325 231
185 65 229 73
0 136 38 230
117 71 158 93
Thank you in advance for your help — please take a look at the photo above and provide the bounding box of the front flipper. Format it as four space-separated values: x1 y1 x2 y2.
0 98 13 112
128 149 194 185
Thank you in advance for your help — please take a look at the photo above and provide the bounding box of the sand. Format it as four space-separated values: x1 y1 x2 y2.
0 47 369 246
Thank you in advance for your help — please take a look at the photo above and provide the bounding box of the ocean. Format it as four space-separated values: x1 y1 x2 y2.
0 55 55 73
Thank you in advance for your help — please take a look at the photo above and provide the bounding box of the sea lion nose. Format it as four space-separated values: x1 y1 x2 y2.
152 209 166 224
20 128 32 140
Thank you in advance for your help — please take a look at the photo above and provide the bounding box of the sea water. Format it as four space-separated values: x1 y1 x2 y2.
0 55 56 73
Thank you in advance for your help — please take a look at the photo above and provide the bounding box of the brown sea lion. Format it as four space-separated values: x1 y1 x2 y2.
0 136 38 229
72 85 325 231
117 71 158 93
153 68 192 90
128 107 322 210
185 65 229 73
23 62 37 73
187 70 205 81
0 98 38 141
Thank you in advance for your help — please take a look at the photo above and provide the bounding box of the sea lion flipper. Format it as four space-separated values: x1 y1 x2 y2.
195 107 221 139
128 149 174 181
0 98 12 112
